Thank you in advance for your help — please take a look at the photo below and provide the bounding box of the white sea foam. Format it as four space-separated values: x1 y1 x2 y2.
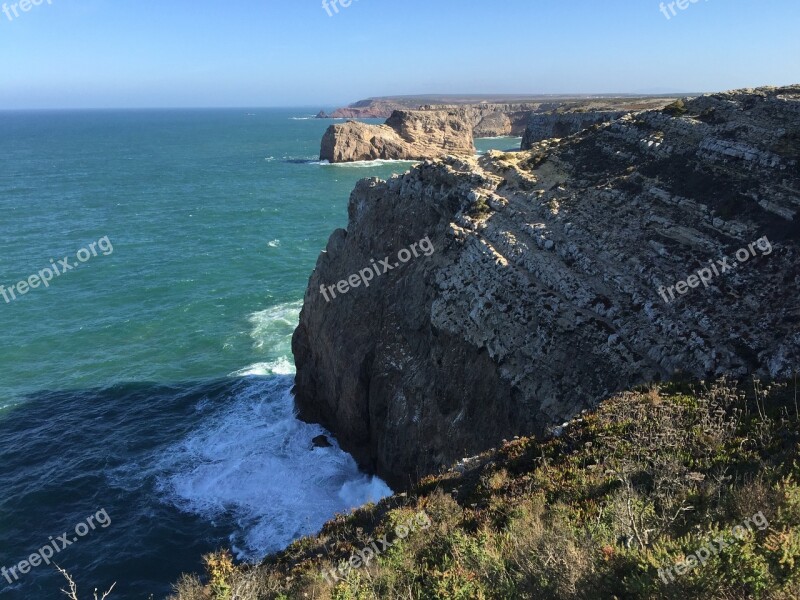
155 376 392 560
229 358 295 377
283 155 319 163
228 302 301 377
323 159 419 168
267 239 281 248
155 299 392 560
246 301 303 351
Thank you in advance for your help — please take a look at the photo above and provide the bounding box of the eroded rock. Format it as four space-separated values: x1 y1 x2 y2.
320 110 475 163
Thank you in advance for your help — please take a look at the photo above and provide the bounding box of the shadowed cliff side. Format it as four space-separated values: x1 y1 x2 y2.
295 85 800 490
521 109 627 148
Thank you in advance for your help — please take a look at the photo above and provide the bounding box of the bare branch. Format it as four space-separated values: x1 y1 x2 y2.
55 564 115 600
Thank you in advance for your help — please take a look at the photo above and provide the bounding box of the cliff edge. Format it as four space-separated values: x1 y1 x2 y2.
295 85 800 489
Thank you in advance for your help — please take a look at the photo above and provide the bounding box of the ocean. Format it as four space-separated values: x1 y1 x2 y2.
0 109 519 598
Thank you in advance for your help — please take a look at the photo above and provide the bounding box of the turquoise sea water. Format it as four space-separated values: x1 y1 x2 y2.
474 136 523 155
0 110 517 598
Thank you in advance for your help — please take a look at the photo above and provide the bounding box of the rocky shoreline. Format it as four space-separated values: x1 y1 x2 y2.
296 85 800 489
320 97 680 162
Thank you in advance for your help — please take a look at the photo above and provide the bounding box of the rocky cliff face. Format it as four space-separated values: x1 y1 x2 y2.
521 109 628 148
295 85 800 490
320 110 474 163
320 97 680 140
422 103 542 137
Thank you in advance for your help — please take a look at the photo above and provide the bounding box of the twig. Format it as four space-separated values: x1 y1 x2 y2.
55 564 115 600
56 564 79 600
94 583 116 600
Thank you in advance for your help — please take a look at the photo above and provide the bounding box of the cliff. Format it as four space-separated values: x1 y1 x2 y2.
320 109 474 163
296 85 800 489
319 96 680 139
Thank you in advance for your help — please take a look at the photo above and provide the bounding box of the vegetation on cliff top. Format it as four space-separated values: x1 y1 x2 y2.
170 378 800 599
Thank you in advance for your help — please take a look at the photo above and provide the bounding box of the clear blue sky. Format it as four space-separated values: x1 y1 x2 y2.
0 0 797 109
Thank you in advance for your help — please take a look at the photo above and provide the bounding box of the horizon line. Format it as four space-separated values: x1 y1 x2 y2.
0 92 705 112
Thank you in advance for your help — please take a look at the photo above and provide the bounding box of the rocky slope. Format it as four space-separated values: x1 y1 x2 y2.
295 85 800 490
320 109 474 163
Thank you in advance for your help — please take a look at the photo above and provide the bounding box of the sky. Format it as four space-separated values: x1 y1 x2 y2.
0 0 797 109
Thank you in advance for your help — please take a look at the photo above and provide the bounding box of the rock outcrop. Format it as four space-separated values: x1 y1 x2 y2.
295 85 800 490
320 110 475 163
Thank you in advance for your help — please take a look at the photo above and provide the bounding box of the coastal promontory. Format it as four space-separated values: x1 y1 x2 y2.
296 85 800 489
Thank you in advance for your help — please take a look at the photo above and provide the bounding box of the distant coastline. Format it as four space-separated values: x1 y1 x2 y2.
315 92 699 119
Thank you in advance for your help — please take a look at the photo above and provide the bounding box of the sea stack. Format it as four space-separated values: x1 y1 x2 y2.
320 109 475 163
